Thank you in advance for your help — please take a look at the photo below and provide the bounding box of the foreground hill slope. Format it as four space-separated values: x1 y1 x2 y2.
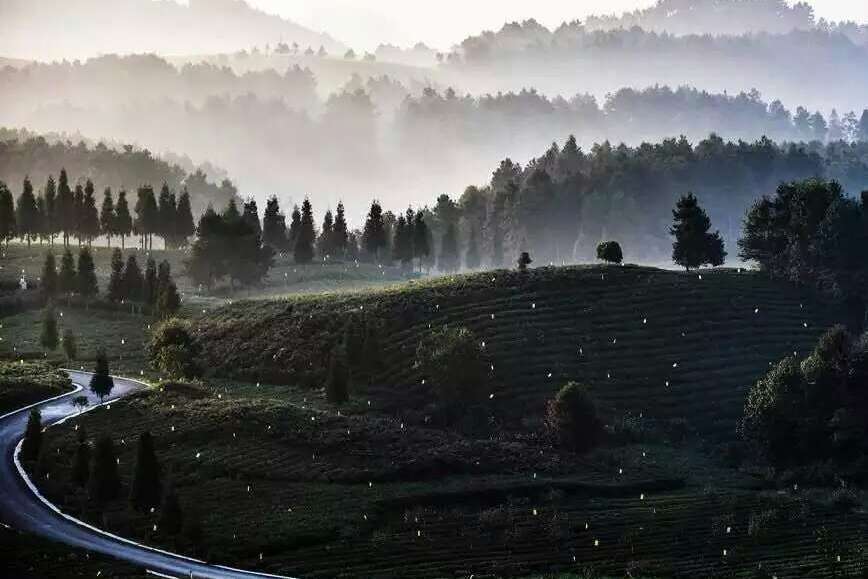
199 265 842 439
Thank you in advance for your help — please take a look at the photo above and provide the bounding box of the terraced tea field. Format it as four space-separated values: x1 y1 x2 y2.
33 264 868 578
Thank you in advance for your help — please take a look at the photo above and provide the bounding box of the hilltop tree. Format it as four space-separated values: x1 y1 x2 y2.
135 186 158 250
16 177 39 247
89 350 114 402
391 215 410 266
72 439 91 487
130 431 162 511
294 198 316 264
186 207 225 290
545 382 603 453
464 225 481 270
287 204 301 251
107 249 125 302
262 195 288 251
0 182 15 248
40 305 59 351
89 435 121 503
438 223 460 273
58 248 77 297
100 188 115 247
56 169 74 246
157 184 178 249
21 409 42 463
242 198 261 239
318 209 334 259
332 201 348 258
412 212 431 271
114 190 133 249
73 184 84 245
363 201 388 262
143 258 158 306
670 193 726 271
34 195 47 245
517 251 533 272
43 175 57 245
175 188 195 248
77 247 98 299
62 328 77 361
597 241 624 264
123 255 144 302
41 252 58 299
80 180 100 245
148 318 202 379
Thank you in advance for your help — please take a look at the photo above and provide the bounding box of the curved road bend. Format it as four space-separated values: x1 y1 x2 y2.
0 370 295 579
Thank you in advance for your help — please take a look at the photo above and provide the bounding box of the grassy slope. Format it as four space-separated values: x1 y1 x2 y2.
32 265 868 578
198 265 842 439
0 361 72 414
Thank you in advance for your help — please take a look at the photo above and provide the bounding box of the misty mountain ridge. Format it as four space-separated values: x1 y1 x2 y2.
0 0 345 61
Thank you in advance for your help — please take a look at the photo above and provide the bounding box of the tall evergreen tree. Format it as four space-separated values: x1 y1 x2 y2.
262 195 288 251
0 182 15 248
294 198 316 264
438 223 460 273
123 255 144 302
363 201 387 262
287 204 302 252
80 180 100 245
670 193 726 271
100 188 115 247
35 195 47 244
242 198 262 239
72 439 91 487
89 435 121 503
114 189 133 250
59 248 77 297
73 184 85 245
43 175 57 245
174 188 195 248
56 169 74 246
62 328 77 361
413 212 431 272
318 209 334 258
130 431 162 511
157 278 182 318
135 186 158 250
89 350 114 402
40 305 59 351
157 184 176 249
107 248 125 303
143 258 158 306
41 252 58 299
16 177 39 247
21 409 42 462
77 247 98 299
333 201 348 257
391 215 411 266
464 225 481 270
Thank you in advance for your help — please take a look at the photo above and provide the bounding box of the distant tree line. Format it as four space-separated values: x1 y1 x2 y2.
0 171 196 250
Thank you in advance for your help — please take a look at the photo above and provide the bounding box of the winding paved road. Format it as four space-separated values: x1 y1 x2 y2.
0 370 295 579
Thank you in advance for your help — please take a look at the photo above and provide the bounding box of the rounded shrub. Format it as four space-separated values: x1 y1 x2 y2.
416 325 488 407
596 241 623 264
148 318 202 379
545 382 603 453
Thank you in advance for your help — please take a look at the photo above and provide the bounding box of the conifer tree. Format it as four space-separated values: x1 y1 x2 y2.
16 177 39 247
107 248 125 302
318 209 334 258
40 305 59 351
123 255 144 302
62 328 77 361
73 183 85 245
114 189 133 250
412 212 431 272
130 431 162 511
89 350 114 402
0 182 15 248
100 188 115 247
59 248 77 297
157 184 177 249
159 486 183 536
326 346 350 405
41 252 58 299
21 409 42 462
35 195 47 244
333 201 348 257
77 247 98 299
56 169 74 246
287 204 301 252
157 278 181 319
143 258 158 306
89 435 121 503
72 439 91 487
438 223 460 273
43 175 57 245
135 186 158 250
363 201 387 262
242 198 261 239
670 193 726 271
294 198 316 264
262 195 288 251
174 188 195 248
465 225 481 270
80 180 100 245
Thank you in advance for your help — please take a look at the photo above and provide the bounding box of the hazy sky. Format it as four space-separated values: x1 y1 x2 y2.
244 0 868 51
